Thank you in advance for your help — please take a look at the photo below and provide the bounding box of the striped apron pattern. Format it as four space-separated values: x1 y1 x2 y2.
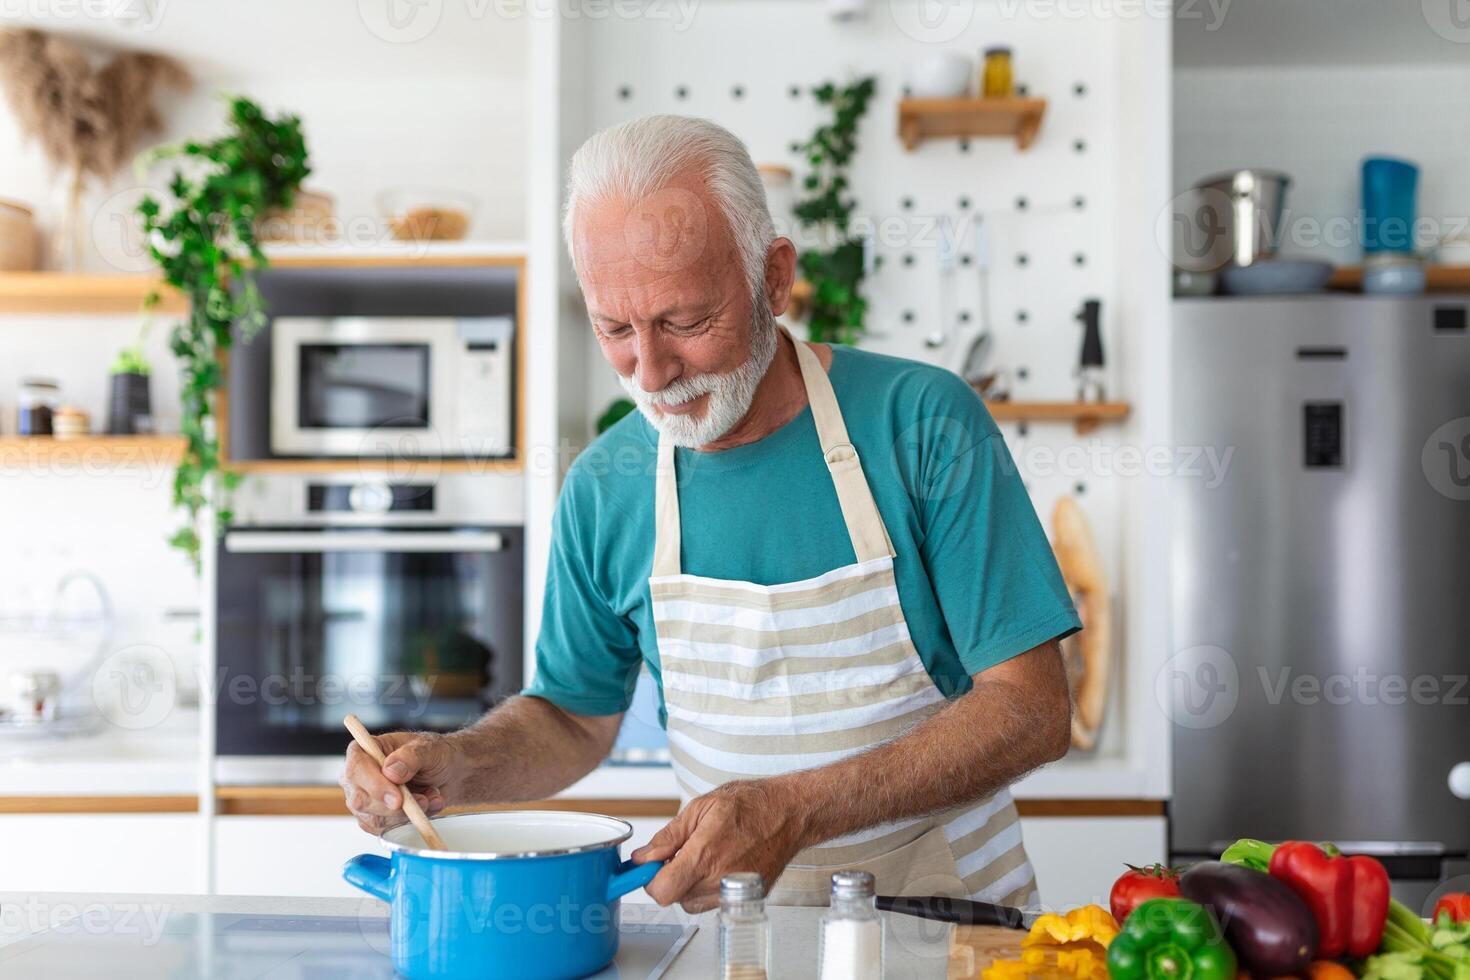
647 332 1038 908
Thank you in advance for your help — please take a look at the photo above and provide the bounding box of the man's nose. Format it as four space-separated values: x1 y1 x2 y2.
634 329 680 392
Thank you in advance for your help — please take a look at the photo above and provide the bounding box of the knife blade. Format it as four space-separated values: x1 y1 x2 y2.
875 894 1041 930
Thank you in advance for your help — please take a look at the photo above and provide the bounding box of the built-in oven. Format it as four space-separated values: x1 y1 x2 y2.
270 315 514 458
215 474 523 780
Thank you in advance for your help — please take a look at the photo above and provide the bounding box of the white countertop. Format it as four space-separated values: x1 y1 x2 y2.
0 890 957 978
0 708 200 795
0 707 1163 801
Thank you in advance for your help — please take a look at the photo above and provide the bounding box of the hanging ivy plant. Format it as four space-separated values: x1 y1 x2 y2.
793 76 878 346
136 96 310 569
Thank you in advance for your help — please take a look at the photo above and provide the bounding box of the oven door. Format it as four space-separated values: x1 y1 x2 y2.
215 526 523 756
270 317 456 457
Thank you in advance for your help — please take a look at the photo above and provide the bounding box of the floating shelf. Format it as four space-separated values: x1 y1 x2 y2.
1328 264 1470 292
0 434 186 466
0 273 186 315
983 400 1131 435
898 97 1048 152
223 457 522 475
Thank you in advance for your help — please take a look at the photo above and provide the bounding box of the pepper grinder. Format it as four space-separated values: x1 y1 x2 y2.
1076 298 1105 402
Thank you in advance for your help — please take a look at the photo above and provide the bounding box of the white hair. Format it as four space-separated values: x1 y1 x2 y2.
562 115 776 294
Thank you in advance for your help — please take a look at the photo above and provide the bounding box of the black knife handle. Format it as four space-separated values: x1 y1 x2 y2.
875 894 1026 929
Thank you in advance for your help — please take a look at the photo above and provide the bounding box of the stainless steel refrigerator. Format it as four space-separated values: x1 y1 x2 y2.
1170 295 1470 908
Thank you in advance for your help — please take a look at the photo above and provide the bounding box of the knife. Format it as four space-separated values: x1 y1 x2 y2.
876 894 1041 930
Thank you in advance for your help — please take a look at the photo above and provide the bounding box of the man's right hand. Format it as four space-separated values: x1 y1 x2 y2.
340 730 459 834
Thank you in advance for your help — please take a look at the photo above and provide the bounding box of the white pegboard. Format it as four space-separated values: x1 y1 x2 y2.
556 2 1142 759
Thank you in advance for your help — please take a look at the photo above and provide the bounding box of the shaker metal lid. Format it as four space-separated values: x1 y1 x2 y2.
720 872 766 901
831 870 876 900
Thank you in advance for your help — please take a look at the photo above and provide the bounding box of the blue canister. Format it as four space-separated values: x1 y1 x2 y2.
344 810 664 980
1361 156 1419 254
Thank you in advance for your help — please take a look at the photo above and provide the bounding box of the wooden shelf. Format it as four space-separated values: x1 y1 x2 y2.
0 273 186 315
0 434 186 466
223 457 522 475
898 97 1047 152
1328 263 1470 292
983 400 1131 434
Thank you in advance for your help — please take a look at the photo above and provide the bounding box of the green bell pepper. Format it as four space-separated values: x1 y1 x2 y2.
1105 898 1237 980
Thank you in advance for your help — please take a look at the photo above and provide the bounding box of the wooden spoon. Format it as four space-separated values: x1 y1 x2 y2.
344 714 448 851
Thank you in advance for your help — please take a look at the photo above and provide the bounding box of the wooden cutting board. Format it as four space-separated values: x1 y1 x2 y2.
946 924 1027 978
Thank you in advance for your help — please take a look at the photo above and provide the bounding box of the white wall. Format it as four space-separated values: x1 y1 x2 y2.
1174 64 1470 266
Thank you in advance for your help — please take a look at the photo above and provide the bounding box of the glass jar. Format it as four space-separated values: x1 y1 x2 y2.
718 872 770 980
17 378 60 436
982 46 1014 98
819 871 883 980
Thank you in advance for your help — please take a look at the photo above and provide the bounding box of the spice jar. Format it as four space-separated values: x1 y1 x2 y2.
17 378 60 436
719 872 770 980
982 46 1014 98
819 870 883 980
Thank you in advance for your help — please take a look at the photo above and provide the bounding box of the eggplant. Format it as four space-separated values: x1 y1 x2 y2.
1179 860 1319 976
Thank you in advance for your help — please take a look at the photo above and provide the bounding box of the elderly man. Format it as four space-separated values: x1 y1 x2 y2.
342 115 1079 912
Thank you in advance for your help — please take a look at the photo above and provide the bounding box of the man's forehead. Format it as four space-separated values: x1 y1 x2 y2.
574 179 728 283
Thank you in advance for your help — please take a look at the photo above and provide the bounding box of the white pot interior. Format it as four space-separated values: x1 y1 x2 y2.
382 810 632 857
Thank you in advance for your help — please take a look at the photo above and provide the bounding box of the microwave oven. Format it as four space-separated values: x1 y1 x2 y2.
270 316 513 458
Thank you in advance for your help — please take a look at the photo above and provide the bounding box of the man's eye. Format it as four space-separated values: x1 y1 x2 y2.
599 323 632 339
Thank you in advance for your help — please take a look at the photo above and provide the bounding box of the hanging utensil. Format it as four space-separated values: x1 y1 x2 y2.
925 215 960 349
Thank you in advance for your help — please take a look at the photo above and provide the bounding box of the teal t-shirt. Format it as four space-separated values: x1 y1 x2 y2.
524 344 1081 722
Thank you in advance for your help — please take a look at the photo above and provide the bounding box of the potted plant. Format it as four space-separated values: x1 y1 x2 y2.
135 96 310 567
107 340 153 435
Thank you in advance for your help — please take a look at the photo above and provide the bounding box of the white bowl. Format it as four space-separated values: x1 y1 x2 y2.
907 53 973 99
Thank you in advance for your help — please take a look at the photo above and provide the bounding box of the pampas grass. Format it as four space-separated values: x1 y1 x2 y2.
0 28 190 267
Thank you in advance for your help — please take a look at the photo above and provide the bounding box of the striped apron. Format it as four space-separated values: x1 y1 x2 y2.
648 333 1038 908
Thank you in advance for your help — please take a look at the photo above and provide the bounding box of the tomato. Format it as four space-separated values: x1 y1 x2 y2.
1109 863 1183 923
1434 893 1470 924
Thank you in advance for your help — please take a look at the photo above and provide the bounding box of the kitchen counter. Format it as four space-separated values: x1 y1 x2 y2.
0 890 961 977
0 707 199 797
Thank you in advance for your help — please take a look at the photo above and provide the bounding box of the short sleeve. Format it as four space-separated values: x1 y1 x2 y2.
521 477 643 716
919 429 1080 676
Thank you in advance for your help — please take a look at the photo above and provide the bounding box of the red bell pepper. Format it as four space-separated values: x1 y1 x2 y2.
1268 841 1391 958
1435 893 1470 924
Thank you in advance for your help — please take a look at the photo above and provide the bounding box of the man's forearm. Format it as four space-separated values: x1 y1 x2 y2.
772 643 1073 848
445 695 616 805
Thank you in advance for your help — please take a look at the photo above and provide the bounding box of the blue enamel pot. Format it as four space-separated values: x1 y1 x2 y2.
343 810 663 980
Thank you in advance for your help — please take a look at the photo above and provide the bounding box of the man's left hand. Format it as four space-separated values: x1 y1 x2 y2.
632 777 810 912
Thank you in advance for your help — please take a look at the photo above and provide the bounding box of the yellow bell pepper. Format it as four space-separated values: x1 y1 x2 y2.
1021 905 1120 950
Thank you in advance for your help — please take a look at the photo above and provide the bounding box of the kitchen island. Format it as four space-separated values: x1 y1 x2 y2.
0 889 970 978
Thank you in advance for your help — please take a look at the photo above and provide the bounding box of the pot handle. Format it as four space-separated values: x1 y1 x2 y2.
607 858 663 902
343 853 394 902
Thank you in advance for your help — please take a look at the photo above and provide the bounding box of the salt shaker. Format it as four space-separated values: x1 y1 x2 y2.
719 872 770 980
818 870 883 980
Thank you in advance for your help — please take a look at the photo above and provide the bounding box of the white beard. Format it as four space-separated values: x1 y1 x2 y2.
619 314 780 449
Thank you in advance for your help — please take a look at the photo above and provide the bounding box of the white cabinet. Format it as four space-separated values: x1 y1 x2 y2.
1020 817 1167 910
0 814 202 894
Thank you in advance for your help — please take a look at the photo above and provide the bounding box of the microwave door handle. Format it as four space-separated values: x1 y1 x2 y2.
224 531 505 553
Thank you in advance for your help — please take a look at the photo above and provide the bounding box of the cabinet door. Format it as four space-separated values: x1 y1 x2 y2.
214 816 386 898
1020 817 1167 909
0 815 202 894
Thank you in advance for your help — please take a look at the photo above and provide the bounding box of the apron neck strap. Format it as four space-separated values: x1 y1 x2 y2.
651 329 894 578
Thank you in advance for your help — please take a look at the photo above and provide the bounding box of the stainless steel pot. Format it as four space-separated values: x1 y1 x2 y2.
1188 169 1292 269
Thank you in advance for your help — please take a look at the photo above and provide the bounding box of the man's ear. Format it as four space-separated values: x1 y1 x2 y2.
763 237 798 317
